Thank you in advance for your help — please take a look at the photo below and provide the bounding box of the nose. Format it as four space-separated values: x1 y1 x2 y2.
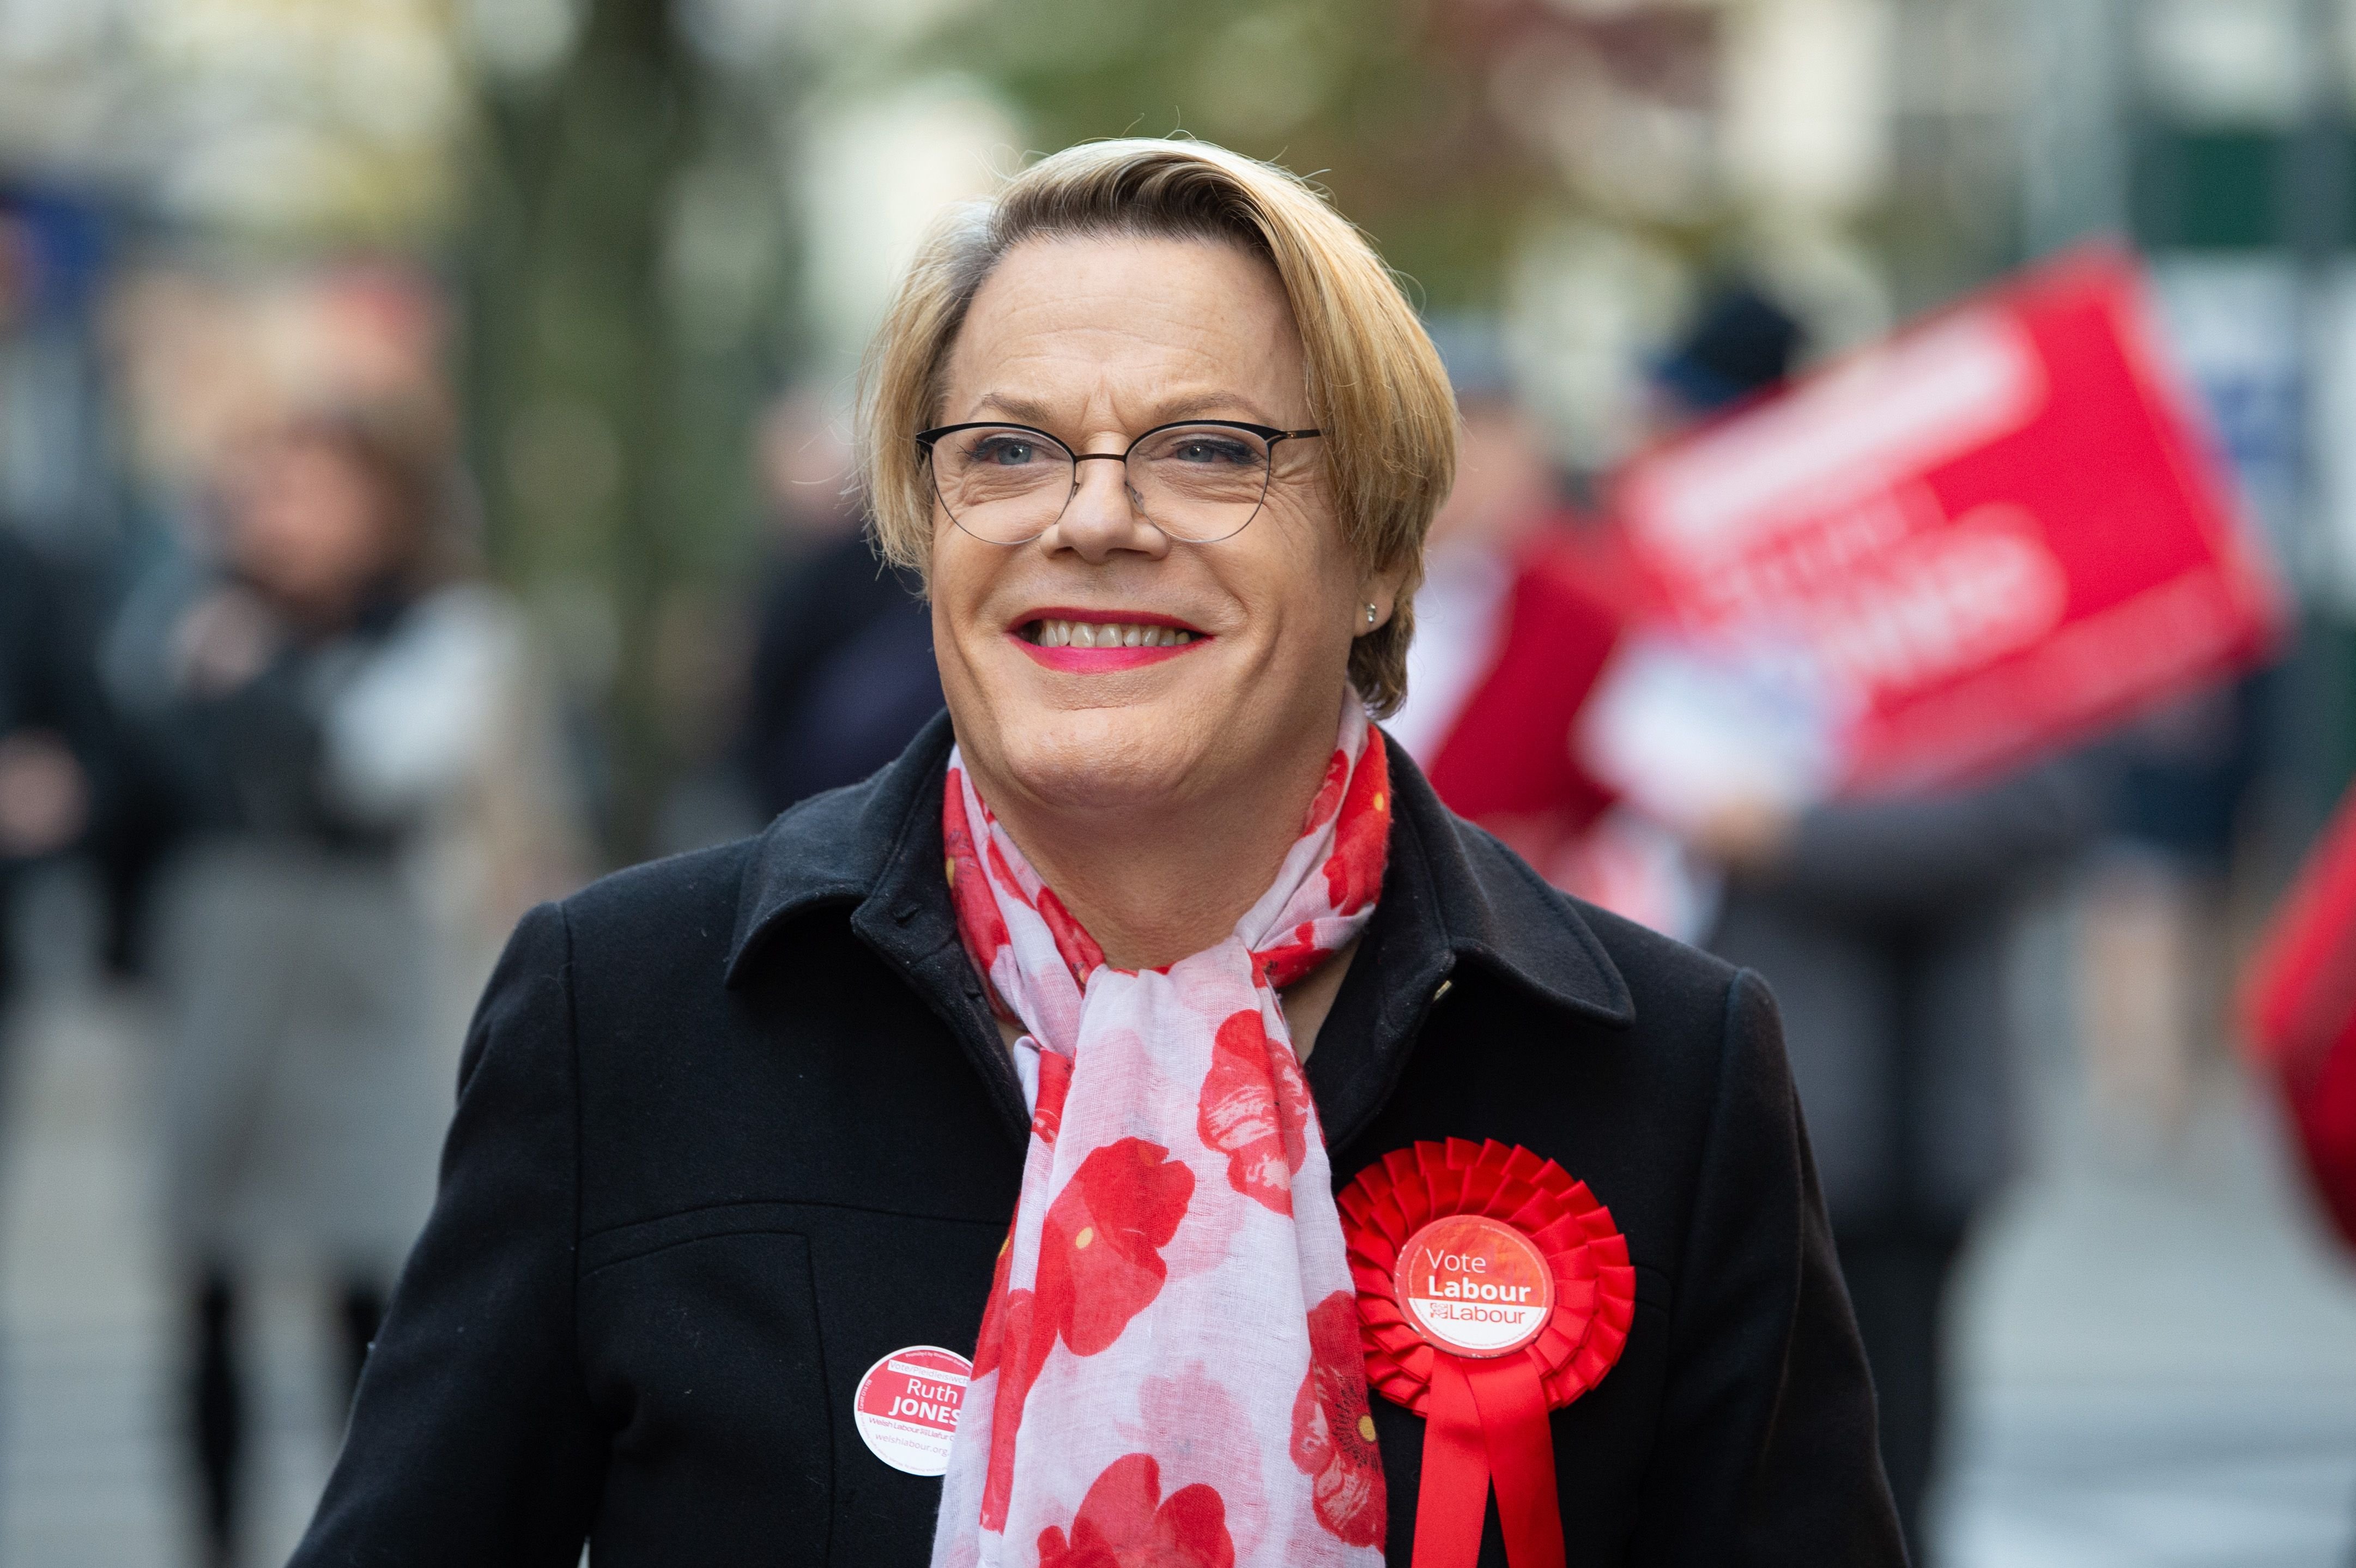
1041 452 1171 564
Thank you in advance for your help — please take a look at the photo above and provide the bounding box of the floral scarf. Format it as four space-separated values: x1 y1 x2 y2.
930 697 1392 1568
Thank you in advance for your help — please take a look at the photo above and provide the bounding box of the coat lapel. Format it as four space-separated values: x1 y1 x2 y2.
724 713 1636 1158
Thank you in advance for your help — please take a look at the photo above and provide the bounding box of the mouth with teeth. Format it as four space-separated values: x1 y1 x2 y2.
1012 610 1209 671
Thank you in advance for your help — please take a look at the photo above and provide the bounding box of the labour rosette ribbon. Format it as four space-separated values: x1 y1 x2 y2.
1338 1139 1636 1568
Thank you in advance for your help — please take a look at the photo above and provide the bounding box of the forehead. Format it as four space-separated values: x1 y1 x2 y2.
938 234 1304 419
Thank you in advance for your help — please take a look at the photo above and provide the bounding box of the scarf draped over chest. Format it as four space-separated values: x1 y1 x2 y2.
930 697 1392 1568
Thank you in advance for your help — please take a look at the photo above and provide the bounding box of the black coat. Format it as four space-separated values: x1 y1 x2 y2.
293 713 1902 1567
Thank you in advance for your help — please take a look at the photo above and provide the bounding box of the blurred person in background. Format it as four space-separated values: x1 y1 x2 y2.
2079 677 2270 1143
737 387 943 816
1664 281 2113 1564
1385 319 1616 857
114 402 576 1566
0 205 110 1009
0 525 107 1006
1389 320 1709 939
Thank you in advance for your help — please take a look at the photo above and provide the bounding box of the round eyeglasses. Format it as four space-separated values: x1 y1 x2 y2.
915 420 1322 545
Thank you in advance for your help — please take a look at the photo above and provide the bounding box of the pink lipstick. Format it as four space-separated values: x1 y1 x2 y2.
1010 609 1211 672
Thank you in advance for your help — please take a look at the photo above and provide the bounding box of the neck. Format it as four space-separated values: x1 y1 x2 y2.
973 720 1347 972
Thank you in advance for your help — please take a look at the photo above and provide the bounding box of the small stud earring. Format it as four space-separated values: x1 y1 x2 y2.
1366 603 1379 626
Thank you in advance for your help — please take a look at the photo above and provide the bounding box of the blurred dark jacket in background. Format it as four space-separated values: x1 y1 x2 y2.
1707 749 2112 1558
0 528 113 994
738 529 942 819
1711 757 2112 1233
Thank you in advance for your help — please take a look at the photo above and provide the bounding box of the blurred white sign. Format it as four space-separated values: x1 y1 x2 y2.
1577 629 1850 833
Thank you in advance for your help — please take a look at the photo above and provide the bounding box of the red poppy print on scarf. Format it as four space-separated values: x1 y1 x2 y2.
1036 1453 1236 1568
1032 1049 1073 1147
1198 1009 1310 1216
943 768 1011 977
1038 887 1109 988
1321 736 1389 915
970 1223 1028 1532
972 1229 1015 1379
980 1142 1195 1531
985 835 1031 904
1290 1291 1386 1547
1037 1139 1195 1356
1253 921 1329 992
1302 747 1349 835
979 1285 1045 1531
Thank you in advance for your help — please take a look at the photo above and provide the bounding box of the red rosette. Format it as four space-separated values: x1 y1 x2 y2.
1342 1137 1636 1415
1338 1139 1636 1568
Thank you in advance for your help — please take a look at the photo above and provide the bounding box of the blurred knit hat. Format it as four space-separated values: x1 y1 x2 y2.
1652 282 1802 416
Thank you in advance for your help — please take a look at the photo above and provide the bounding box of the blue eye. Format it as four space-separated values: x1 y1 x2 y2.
1171 437 1253 464
971 436 1040 466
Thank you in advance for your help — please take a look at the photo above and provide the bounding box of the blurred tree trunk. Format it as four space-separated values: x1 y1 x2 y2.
461 0 698 864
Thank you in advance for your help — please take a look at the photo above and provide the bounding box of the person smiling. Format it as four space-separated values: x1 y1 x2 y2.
292 141 1903 1568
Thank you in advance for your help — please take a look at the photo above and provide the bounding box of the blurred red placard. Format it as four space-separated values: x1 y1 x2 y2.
2242 789 2356 1251
1594 245 2283 804
1423 529 1631 839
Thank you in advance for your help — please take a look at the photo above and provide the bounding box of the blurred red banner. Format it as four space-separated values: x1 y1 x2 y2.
1585 246 2284 816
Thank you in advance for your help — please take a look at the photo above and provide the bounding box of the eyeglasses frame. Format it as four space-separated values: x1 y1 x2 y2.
913 419 1323 545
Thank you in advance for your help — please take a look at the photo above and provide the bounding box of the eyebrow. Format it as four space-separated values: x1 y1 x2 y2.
966 389 1280 433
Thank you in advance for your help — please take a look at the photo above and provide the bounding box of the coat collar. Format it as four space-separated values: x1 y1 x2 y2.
726 707 967 972
725 709 1633 1146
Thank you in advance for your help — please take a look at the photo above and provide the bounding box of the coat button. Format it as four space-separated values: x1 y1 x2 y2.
1431 979 1453 1005
892 903 918 924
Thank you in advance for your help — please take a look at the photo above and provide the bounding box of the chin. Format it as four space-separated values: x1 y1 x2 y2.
992 703 1216 813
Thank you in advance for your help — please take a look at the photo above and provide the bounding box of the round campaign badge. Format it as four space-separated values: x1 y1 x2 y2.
1392 1213 1556 1358
852 1345 973 1476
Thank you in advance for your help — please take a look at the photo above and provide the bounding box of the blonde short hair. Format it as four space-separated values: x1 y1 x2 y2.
857 138 1457 716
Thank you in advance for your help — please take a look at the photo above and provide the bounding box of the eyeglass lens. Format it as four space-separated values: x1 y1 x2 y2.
929 424 1279 544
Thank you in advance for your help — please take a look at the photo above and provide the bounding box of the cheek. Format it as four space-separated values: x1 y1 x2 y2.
926 522 982 620
925 525 1009 663
1235 503 1360 636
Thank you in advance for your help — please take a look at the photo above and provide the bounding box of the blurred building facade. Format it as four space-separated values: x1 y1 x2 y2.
3 0 2348 859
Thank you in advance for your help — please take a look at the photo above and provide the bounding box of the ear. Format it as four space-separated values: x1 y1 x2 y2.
1353 560 1413 638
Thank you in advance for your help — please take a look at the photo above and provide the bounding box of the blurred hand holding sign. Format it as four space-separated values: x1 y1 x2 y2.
1580 247 2284 829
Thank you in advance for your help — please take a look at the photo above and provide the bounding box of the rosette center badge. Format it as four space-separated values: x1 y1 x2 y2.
1393 1213 1555 1358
